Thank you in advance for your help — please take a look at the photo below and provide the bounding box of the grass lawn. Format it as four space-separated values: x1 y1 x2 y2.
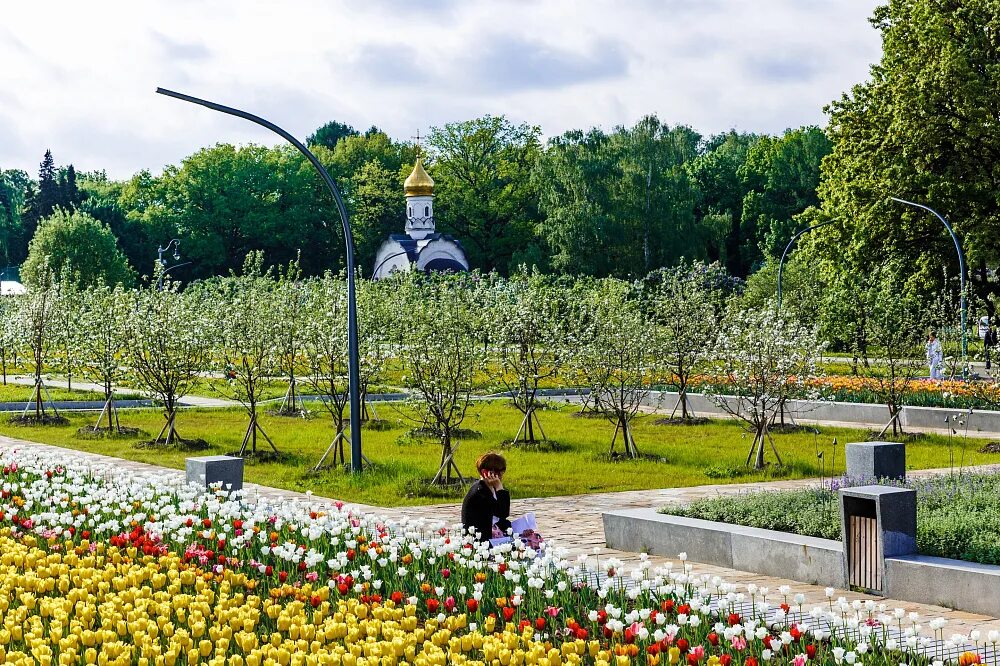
0 382 112 403
0 400 995 506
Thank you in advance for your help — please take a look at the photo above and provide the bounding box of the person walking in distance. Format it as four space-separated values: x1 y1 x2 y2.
926 331 944 380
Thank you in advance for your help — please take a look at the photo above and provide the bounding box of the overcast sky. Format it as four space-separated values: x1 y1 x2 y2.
0 0 882 179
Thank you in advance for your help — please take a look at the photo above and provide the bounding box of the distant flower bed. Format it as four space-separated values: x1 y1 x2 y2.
678 376 1000 410
661 472 1000 565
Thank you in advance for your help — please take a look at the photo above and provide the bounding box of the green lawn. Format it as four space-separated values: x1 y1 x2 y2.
0 400 994 506
0 382 111 403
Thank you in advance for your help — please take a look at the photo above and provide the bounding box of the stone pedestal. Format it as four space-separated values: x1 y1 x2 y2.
845 441 906 481
839 485 917 593
186 455 244 492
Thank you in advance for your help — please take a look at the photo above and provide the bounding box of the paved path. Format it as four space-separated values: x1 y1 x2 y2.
1 433 999 635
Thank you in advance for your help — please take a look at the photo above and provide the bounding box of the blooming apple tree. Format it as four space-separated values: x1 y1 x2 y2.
125 277 213 447
487 268 571 446
394 272 488 484
75 283 132 432
707 304 823 469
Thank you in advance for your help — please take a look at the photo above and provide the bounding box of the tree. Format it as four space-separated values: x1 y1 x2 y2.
644 260 725 421
854 266 928 437
739 127 830 262
395 273 488 484
428 115 542 273
76 284 132 432
22 150 59 234
301 273 351 469
620 116 702 273
0 169 29 266
125 278 212 447
272 256 308 415
126 144 340 279
21 209 134 289
487 268 570 446
572 279 660 458
210 253 283 456
307 120 359 150
813 0 1000 312
687 132 759 275
707 305 823 469
536 118 703 276
10 267 63 422
350 161 404 271
0 296 16 384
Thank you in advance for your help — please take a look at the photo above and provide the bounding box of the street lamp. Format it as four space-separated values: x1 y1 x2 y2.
372 250 411 279
156 239 189 290
776 219 836 311
155 87 366 472
890 197 968 373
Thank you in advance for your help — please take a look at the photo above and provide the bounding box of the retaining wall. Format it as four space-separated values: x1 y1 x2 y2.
602 508 846 588
643 392 1000 434
885 555 1000 617
604 508 1000 616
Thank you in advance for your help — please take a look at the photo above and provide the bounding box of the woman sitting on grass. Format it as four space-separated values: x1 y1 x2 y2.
461 452 510 543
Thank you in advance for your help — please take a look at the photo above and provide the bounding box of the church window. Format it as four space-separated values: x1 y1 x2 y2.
408 206 412 216
424 205 429 217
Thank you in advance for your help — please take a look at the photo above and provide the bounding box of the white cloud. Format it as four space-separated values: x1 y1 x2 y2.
0 0 881 178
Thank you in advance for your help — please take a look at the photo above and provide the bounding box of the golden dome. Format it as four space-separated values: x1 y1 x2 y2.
404 156 434 196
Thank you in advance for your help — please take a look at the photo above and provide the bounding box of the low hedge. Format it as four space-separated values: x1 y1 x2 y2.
661 472 1000 565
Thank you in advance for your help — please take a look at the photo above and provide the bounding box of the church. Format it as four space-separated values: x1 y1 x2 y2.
371 155 470 279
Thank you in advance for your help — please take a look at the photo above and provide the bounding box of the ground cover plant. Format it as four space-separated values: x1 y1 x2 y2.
662 472 1000 565
0 401 994 506
0 445 995 666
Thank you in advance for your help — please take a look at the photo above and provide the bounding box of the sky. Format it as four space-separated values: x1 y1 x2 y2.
0 0 882 180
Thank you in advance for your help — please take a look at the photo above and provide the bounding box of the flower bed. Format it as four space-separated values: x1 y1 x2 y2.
0 448 997 666
661 473 1000 565
678 376 1000 411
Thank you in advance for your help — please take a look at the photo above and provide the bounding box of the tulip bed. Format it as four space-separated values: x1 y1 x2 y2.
0 448 997 666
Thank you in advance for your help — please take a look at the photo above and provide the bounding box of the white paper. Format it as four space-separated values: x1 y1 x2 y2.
511 513 537 534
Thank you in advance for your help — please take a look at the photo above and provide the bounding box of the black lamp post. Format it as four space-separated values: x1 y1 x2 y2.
776 219 836 311
890 197 968 373
156 238 189 290
155 87 365 472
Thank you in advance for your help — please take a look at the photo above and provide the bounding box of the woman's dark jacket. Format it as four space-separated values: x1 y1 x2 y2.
461 480 511 543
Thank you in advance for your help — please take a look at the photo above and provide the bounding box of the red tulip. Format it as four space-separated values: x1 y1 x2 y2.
427 598 440 614
502 607 515 621
467 599 478 613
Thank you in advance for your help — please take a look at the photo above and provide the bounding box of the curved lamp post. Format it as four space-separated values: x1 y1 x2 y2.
155 87 365 472
776 219 836 311
372 250 411 279
890 197 968 372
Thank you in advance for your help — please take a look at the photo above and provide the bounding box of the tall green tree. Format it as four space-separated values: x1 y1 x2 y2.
0 169 29 267
813 0 1000 312
687 132 759 276
21 209 134 289
536 117 703 277
307 120 359 150
428 115 542 273
739 126 831 262
124 144 340 279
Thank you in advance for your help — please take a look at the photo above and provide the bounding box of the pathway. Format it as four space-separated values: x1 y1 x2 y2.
1 433 998 636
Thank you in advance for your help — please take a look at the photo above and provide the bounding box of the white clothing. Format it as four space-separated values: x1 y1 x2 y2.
926 339 943 380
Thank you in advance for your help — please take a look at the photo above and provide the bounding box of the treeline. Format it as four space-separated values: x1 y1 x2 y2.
0 118 830 283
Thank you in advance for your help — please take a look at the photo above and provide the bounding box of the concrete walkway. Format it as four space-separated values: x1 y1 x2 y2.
1 432 998 635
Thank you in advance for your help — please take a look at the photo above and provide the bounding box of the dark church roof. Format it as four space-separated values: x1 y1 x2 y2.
422 258 468 273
